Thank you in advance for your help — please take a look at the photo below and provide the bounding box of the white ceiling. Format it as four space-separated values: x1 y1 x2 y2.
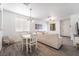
3 3 79 19
25 3 79 19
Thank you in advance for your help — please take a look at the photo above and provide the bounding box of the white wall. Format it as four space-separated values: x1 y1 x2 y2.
70 14 79 35
46 17 60 34
34 20 47 32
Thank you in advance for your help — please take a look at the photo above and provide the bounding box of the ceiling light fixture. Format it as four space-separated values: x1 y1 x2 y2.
24 3 30 6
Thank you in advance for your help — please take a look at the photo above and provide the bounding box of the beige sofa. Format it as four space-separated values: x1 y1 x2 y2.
36 32 63 49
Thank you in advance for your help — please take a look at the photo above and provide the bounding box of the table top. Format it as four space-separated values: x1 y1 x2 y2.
22 34 31 39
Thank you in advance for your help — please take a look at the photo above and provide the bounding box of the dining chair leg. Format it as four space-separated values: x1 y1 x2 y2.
30 44 32 53
22 41 24 52
36 42 37 49
26 45 28 54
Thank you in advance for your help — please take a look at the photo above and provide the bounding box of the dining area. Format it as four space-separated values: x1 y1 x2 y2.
0 32 38 56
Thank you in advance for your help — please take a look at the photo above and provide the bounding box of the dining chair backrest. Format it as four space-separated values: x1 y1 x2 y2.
31 34 37 43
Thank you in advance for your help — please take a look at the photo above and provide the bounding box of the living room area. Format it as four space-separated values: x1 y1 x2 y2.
0 3 79 56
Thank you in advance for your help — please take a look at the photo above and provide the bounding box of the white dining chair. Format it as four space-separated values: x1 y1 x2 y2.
28 33 37 53
21 35 30 54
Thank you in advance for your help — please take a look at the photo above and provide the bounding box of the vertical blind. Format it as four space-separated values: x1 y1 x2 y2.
15 15 30 32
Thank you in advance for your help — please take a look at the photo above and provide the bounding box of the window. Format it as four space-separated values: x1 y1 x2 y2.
15 16 30 32
50 23 56 31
